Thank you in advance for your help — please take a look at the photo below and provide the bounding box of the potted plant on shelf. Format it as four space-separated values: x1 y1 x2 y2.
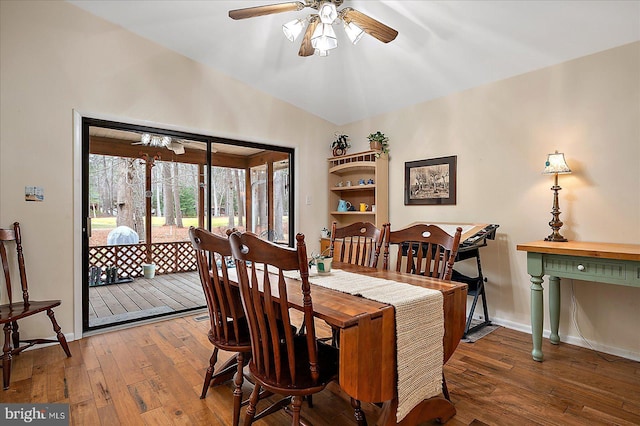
331 133 350 157
367 131 390 157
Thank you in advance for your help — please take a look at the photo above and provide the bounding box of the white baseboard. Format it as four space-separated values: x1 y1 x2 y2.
490 317 640 362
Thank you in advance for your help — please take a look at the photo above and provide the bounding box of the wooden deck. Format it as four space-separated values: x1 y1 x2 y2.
88 271 205 327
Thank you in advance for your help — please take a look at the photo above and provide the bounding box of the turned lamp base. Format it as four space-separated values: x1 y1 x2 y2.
542 151 571 243
544 232 568 242
544 179 568 242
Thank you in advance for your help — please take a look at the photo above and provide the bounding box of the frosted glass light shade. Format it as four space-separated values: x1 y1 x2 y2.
318 2 337 24
344 21 364 44
141 133 171 147
283 19 305 42
542 151 571 174
311 23 337 51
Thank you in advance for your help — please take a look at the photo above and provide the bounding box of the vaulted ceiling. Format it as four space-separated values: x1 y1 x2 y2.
68 1 640 125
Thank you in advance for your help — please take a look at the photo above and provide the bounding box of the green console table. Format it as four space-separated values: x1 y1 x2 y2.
516 240 640 361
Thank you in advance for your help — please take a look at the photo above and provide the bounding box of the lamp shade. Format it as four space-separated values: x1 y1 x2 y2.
311 23 338 51
343 20 364 44
282 19 305 42
318 2 338 24
542 151 571 174
141 133 172 147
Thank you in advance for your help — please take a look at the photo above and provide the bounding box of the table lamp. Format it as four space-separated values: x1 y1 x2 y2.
542 151 571 242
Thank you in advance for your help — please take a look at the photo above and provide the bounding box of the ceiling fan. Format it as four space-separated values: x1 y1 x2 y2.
133 133 186 155
228 0 398 57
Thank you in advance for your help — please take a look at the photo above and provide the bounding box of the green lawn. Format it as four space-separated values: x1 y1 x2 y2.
90 216 235 229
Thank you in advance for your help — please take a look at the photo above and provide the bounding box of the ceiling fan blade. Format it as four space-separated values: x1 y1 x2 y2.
167 141 185 155
342 7 398 43
298 16 319 57
229 2 306 20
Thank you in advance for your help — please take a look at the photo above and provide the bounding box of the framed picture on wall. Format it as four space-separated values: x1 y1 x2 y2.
404 155 457 205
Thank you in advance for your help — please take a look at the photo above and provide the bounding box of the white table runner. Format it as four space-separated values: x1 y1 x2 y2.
286 268 444 421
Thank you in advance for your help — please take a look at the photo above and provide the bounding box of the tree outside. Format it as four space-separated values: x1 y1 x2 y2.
89 154 288 246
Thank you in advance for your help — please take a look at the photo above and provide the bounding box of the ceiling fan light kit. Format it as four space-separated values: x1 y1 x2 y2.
229 0 398 57
137 133 185 155
318 1 338 23
343 20 364 44
311 23 338 52
140 133 171 148
282 18 306 41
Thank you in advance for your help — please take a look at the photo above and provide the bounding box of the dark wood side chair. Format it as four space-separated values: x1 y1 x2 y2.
188 227 252 426
382 223 462 280
0 222 72 390
229 231 366 426
329 221 387 268
381 223 462 401
324 221 387 347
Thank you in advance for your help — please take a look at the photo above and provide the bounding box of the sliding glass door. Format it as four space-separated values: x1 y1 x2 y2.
82 118 294 331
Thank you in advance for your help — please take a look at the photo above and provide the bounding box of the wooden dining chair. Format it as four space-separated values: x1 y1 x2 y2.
329 221 387 268
0 222 72 390
189 227 252 426
381 223 462 401
322 221 388 348
229 231 366 426
382 223 462 280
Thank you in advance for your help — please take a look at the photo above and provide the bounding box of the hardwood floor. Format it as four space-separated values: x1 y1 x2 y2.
2 314 639 425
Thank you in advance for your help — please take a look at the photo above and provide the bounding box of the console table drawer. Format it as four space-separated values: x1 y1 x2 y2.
542 254 640 287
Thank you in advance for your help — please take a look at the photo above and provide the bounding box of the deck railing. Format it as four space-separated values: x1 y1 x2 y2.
89 241 197 278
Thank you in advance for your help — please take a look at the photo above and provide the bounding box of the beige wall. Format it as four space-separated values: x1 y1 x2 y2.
339 42 640 359
1 1 638 360
0 1 334 339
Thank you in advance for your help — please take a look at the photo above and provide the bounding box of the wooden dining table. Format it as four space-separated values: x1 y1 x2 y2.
226 261 468 425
